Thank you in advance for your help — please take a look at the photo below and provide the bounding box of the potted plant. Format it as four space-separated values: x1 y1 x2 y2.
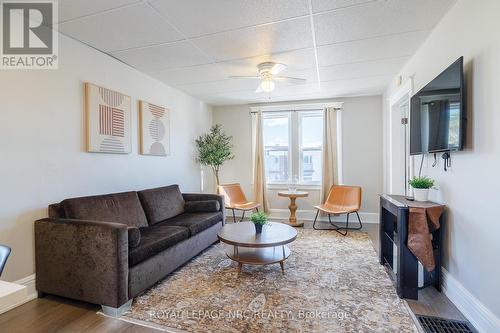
408 176 435 202
250 211 268 234
195 124 234 189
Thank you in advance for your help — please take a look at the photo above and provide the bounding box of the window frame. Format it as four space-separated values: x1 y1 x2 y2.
262 112 292 185
262 110 324 187
298 110 324 186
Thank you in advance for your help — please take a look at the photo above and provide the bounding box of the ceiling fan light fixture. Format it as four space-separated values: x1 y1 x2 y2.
260 77 275 92
229 61 304 94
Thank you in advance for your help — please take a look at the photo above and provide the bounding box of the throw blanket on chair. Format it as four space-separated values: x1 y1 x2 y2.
408 205 444 272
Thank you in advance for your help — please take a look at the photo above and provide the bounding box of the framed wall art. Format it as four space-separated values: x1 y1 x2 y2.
139 100 170 156
85 82 131 154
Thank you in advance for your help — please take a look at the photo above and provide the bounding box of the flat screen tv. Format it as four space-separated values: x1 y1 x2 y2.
410 57 465 155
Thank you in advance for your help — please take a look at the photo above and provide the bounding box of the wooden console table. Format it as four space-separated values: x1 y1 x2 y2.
379 194 444 300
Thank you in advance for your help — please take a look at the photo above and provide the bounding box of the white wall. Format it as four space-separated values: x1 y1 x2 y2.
0 33 213 282
384 0 500 330
212 96 383 218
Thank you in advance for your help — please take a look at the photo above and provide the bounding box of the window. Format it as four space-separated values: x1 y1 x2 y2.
262 110 324 186
263 114 290 183
299 112 323 184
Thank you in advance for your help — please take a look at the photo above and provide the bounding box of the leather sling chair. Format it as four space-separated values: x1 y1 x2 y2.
218 183 260 223
0 245 11 277
313 185 363 236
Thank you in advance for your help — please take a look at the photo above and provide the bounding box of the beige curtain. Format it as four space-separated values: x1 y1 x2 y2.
252 111 269 212
320 107 339 203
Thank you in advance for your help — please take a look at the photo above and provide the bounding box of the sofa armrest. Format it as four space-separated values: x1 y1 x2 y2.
182 193 225 222
35 218 129 308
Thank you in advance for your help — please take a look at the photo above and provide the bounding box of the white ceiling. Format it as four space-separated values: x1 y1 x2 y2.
56 0 456 105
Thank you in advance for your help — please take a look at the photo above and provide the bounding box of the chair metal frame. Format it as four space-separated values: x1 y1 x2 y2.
219 183 261 223
312 185 363 236
312 210 363 236
229 206 259 223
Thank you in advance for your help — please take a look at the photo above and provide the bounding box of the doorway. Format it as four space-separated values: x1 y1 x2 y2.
388 80 413 195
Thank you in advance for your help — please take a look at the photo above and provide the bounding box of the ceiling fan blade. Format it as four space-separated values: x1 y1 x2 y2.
270 63 287 75
255 84 263 93
229 76 261 80
274 76 307 84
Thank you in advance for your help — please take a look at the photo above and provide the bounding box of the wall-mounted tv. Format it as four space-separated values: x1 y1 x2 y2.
410 57 465 155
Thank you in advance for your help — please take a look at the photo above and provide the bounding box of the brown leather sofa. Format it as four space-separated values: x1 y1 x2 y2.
34 185 224 316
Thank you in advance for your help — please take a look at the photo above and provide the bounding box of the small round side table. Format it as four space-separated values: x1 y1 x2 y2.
278 191 309 227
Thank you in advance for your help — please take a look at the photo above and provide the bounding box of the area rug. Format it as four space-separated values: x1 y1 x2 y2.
122 229 418 333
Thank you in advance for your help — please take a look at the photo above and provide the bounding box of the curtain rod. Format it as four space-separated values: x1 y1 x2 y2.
249 108 342 114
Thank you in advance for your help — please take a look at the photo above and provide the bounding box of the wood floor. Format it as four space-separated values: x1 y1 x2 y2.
351 222 466 321
0 220 466 333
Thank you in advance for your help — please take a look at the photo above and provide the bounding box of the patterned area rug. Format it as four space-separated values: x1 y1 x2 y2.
122 228 418 333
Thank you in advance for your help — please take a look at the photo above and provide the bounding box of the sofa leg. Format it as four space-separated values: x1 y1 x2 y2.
101 299 132 317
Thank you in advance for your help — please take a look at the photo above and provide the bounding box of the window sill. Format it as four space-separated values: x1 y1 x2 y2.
266 183 321 191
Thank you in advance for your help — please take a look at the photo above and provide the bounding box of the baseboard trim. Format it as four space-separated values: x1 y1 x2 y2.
269 209 379 223
0 274 37 314
15 274 37 302
227 208 379 223
442 268 500 333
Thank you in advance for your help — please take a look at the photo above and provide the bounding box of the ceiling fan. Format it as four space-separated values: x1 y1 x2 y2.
229 62 307 93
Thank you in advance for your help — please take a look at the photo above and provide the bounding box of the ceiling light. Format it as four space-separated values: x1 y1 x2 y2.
260 77 275 92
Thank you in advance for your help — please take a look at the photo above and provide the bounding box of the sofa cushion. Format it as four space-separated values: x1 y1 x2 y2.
138 185 185 225
184 200 220 213
129 226 189 267
128 227 141 248
61 191 148 228
159 212 223 236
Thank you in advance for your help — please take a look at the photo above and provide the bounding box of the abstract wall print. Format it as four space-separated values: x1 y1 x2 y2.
85 83 131 154
139 101 170 156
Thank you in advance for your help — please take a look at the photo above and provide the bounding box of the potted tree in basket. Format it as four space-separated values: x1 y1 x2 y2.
250 211 268 234
408 176 435 202
195 124 234 190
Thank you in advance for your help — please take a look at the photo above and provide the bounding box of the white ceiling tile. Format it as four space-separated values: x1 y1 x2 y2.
176 75 313 96
154 48 317 87
149 64 227 86
314 77 389 97
320 57 409 82
112 42 209 72
191 17 313 62
317 30 428 67
177 79 262 96
196 76 389 105
275 68 318 83
52 0 456 105
261 82 325 99
149 0 309 38
220 48 316 77
311 0 375 13
314 0 455 45
58 3 183 52
199 94 260 106
57 0 140 23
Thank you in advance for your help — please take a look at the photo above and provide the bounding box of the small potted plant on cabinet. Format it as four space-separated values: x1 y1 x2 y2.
250 211 268 234
408 176 435 202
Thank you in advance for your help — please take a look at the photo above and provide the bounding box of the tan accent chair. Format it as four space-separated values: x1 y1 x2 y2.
313 185 363 236
218 183 261 223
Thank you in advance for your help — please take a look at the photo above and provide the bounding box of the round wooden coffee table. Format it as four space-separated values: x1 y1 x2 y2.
217 222 297 273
